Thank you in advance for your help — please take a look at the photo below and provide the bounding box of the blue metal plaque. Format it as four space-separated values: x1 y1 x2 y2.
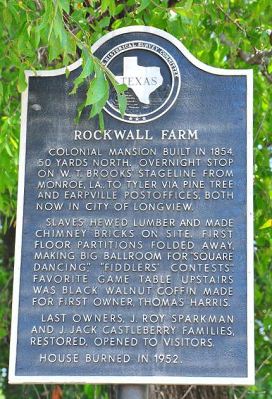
9 26 254 385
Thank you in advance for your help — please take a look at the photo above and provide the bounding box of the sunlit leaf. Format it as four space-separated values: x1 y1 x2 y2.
260 219 272 229
17 69 27 93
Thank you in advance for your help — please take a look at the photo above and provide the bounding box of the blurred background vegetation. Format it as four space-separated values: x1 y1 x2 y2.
0 0 271 398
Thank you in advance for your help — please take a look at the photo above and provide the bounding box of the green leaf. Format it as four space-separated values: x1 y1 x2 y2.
89 83 109 118
34 26 40 48
84 385 95 398
85 68 108 106
17 69 27 93
70 56 94 94
101 0 110 13
268 60 272 74
70 76 84 95
112 19 123 29
260 219 272 229
185 0 193 10
48 33 63 61
53 10 65 41
137 0 150 13
113 4 124 16
17 28 28 54
109 0 116 15
59 0 70 13
75 102 86 124
81 56 94 78
98 112 105 129
117 92 127 117
116 83 128 93
89 94 108 118
101 0 116 15
0 81 3 105
99 17 111 28
2 7 12 31
4 142 12 157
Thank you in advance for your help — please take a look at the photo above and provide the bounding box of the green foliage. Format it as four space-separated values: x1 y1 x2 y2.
84 384 109 399
0 1 272 398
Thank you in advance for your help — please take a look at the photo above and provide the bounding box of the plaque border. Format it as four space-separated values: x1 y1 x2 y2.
9 25 254 385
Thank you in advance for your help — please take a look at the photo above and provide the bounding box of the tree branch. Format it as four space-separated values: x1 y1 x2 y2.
181 386 194 399
220 34 272 83
215 4 247 36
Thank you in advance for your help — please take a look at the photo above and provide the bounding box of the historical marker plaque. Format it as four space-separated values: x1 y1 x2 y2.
9 26 254 384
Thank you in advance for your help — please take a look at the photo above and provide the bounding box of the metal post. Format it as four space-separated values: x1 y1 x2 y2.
117 385 148 399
